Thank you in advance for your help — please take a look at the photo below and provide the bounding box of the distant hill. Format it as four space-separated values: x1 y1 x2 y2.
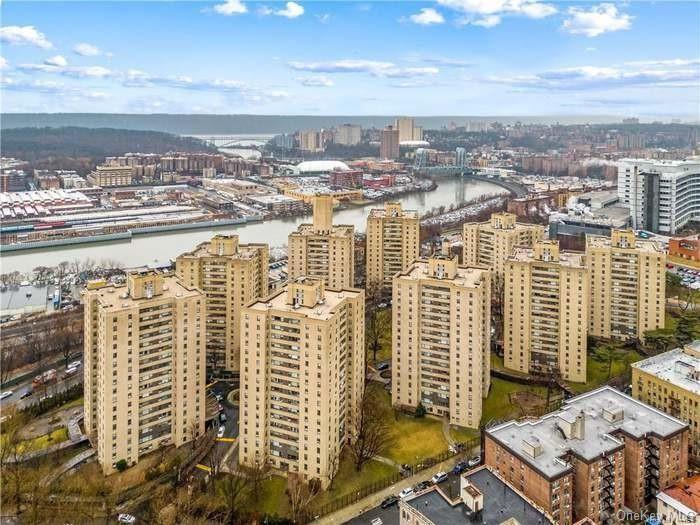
0 113 624 135
1 127 217 162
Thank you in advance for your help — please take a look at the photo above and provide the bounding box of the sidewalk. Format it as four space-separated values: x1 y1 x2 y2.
314 455 461 524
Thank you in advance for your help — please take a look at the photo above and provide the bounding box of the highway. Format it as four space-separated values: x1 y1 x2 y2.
0 361 83 411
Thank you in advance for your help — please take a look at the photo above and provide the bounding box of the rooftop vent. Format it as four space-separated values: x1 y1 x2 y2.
602 406 624 424
522 436 543 458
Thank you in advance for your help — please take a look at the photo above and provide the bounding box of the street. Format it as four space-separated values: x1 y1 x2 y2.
0 361 83 411
344 463 475 525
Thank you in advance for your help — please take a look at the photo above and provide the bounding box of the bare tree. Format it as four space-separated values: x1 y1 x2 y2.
365 284 389 365
215 474 252 524
240 452 268 507
349 387 391 471
0 408 28 510
286 473 319 524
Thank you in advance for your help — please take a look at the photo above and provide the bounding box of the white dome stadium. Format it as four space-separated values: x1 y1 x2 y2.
294 160 351 174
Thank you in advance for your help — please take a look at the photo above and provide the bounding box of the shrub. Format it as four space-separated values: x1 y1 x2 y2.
115 459 128 472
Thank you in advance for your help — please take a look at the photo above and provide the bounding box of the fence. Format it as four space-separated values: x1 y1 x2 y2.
310 437 480 519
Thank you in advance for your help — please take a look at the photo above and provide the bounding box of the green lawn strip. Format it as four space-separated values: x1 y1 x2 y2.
255 475 289 517
449 425 479 444
313 454 398 508
481 377 548 426
1 426 69 454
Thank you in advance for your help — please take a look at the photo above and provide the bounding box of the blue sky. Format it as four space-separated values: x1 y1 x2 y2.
1 1 699 118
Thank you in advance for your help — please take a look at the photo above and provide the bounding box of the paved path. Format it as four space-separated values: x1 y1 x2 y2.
314 455 462 524
441 418 455 448
374 455 400 469
43 449 95 486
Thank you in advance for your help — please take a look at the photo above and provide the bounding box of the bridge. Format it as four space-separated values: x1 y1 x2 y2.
186 135 271 149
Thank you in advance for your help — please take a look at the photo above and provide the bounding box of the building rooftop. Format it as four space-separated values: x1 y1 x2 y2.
619 158 700 173
632 343 700 396
510 246 586 268
487 386 688 479
87 272 201 311
290 223 355 238
586 232 665 253
397 258 488 288
368 203 419 219
658 475 700 514
179 237 267 261
246 280 362 321
405 466 553 525
247 194 300 204
295 160 351 173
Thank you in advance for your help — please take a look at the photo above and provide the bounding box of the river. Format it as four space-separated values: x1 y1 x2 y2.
0 177 503 273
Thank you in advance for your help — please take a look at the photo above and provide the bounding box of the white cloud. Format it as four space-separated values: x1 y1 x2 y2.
73 42 101 56
0 57 7 70
472 15 501 27
0 26 52 49
296 76 334 87
18 63 113 78
437 0 556 27
289 59 439 78
421 57 472 68
484 59 700 90
213 0 247 15
585 47 597 52
260 1 304 18
408 8 445 25
45 55 68 67
562 3 632 37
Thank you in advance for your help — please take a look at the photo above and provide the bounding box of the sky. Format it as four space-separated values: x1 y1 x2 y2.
1 1 699 118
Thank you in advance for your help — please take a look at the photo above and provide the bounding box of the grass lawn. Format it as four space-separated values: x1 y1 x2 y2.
566 349 644 394
449 425 479 444
61 396 84 411
1 426 69 454
481 378 548 426
255 475 289 517
313 453 397 508
367 309 392 366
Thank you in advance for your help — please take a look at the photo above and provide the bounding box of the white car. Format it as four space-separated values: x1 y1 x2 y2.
431 471 448 484
217 426 226 438
69 360 81 368
117 514 136 524
0 391 13 400
398 487 414 500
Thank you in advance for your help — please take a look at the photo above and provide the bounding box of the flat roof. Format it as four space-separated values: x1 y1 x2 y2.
487 386 688 479
178 239 267 261
397 259 488 288
586 233 664 253
632 344 700 396
405 467 552 525
510 246 586 268
246 286 362 321
368 207 419 219
290 223 355 238
89 274 201 311
247 194 300 204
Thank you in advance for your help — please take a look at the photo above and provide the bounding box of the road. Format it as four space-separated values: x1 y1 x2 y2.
0 361 83 410
344 465 474 525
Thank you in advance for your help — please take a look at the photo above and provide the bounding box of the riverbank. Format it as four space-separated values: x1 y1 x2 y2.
0 177 503 273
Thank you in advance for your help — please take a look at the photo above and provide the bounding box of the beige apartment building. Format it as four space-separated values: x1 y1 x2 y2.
86 165 134 187
392 253 491 428
83 271 205 474
632 340 700 462
176 235 268 375
366 202 420 289
504 240 588 383
586 229 666 341
463 212 545 278
238 277 364 488
288 194 355 289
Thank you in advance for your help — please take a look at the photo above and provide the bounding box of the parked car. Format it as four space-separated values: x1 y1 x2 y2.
0 391 13 400
431 471 448 484
452 461 468 475
398 487 414 500
217 426 226 438
371 519 383 525
20 390 32 399
117 514 136 524
467 455 481 467
414 480 431 492
380 495 399 509
377 362 389 371
220 412 227 423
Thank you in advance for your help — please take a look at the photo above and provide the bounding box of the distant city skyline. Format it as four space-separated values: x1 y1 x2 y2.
0 1 699 118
